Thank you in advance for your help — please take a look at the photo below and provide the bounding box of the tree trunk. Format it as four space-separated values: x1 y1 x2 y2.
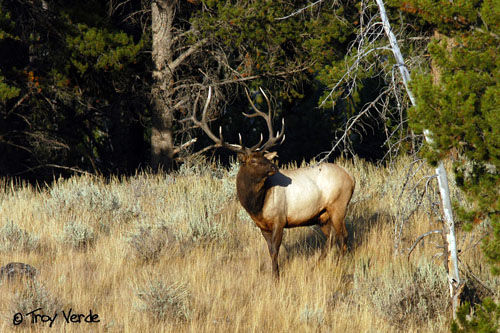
375 0 461 318
436 162 462 315
150 0 176 171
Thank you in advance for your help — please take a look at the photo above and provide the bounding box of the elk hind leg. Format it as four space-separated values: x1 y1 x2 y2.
318 211 334 259
329 207 348 255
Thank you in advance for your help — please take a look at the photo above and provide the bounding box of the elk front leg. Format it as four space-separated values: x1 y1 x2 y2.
261 228 283 279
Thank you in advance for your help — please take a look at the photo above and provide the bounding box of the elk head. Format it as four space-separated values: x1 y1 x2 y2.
237 151 279 179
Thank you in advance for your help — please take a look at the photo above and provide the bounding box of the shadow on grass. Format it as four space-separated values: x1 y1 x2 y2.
282 226 326 262
348 210 394 251
280 209 395 264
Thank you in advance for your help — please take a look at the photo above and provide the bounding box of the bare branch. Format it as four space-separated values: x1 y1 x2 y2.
172 138 197 155
397 159 426 202
317 85 388 164
8 93 30 114
168 38 208 72
12 163 93 177
459 259 496 296
275 0 325 21
315 0 428 165
407 229 443 260
172 65 309 93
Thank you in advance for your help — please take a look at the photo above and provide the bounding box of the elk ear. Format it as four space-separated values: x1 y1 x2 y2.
263 151 278 161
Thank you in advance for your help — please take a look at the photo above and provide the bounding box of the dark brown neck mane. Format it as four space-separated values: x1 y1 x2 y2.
236 169 270 218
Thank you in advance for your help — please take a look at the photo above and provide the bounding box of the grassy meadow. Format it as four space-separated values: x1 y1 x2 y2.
0 156 498 332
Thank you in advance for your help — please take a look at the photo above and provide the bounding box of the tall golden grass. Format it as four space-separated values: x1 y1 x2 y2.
0 156 497 332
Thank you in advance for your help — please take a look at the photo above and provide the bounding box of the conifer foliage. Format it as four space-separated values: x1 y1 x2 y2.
402 0 499 328
0 0 147 178
406 0 499 275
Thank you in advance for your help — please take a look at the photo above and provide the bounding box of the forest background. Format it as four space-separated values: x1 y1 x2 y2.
0 0 498 329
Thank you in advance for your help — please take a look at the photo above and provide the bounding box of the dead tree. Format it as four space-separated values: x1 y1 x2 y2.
315 0 427 164
375 0 461 318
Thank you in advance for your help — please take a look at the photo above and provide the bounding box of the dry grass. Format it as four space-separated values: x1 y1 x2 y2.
0 156 497 332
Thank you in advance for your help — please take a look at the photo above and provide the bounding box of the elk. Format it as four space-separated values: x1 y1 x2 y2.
192 87 355 278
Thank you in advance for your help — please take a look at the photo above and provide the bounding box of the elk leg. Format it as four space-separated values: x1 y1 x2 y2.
319 223 335 259
330 209 348 255
261 228 283 279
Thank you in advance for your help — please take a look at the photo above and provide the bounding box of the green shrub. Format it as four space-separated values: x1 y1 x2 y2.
299 305 325 326
355 259 448 329
11 281 62 321
61 221 95 250
0 220 39 252
187 217 227 244
127 222 177 262
135 279 191 322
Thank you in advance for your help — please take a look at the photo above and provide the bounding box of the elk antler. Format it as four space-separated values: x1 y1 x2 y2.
193 87 285 154
244 87 285 152
191 87 245 153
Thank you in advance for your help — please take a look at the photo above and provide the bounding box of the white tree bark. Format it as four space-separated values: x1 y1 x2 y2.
375 0 461 318
436 161 462 316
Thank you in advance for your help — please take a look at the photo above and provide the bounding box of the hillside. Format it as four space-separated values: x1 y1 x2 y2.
0 156 497 332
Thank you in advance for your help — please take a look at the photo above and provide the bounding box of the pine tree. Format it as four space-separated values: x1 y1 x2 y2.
402 0 499 328
148 1 366 166
0 1 147 178
406 0 499 273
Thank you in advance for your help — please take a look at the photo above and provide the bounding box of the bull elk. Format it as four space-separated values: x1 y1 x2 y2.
193 87 355 278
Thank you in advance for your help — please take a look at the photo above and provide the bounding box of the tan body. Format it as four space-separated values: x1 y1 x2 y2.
255 164 354 232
